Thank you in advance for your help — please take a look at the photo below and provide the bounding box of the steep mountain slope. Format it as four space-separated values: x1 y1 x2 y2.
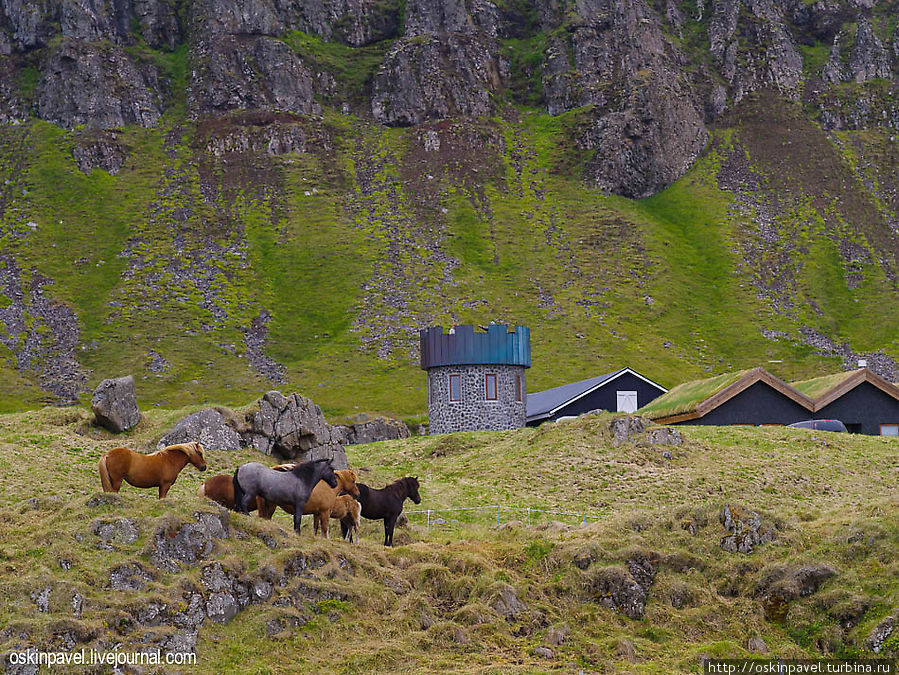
0 0 896 417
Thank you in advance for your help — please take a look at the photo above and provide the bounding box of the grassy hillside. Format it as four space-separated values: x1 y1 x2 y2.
0 90 897 419
0 408 896 673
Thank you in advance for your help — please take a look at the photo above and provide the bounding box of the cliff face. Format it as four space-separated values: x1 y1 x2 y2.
1 0 895 188
0 0 896 413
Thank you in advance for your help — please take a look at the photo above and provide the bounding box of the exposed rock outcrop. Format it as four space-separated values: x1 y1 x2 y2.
720 504 776 554
36 38 162 130
157 392 348 467
333 416 411 444
188 36 315 117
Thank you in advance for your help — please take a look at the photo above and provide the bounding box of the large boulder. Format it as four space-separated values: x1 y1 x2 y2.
91 375 140 432
243 391 347 468
720 504 776 554
156 408 242 451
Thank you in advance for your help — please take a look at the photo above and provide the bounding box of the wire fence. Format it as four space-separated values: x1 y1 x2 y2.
404 505 605 531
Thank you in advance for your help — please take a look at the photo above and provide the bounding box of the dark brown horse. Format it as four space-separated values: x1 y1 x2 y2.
343 477 420 546
99 442 207 498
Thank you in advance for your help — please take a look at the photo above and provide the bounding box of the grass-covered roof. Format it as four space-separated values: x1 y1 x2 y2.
637 369 755 420
790 370 861 399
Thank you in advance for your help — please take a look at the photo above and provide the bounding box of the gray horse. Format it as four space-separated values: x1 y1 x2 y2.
233 459 338 533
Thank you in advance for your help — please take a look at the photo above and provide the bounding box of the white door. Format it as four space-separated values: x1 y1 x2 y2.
617 391 638 413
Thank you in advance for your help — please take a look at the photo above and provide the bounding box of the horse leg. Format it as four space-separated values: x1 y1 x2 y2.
258 498 276 519
158 481 173 499
340 519 351 542
384 515 398 547
293 508 303 535
320 512 330 540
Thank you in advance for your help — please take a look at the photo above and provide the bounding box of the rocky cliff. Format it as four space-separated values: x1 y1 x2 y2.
0 0 896 413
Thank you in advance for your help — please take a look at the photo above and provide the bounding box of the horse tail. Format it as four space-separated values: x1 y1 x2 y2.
197 482 207 499
98 454 113 492
232 467 247 514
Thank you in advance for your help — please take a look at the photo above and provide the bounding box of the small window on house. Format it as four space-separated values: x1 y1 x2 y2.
616 391 638 413
485 373 498 400
449 374 462 402
515 374 522 402
881 424 899 437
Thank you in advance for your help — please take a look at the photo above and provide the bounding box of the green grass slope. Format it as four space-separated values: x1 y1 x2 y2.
0 91 896 420
0 410 896 673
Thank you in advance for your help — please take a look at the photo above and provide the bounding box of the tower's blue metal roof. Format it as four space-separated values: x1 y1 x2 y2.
419 324 531 369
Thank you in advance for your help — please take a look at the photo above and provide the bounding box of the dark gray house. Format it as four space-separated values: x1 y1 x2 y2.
526 367 668 425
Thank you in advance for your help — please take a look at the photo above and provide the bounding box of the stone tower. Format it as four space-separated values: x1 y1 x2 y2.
420 324 531 434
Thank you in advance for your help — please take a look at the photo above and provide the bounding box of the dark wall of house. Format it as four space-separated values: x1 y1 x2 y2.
815 382 899 435
531 373 666 425
676 381 810 427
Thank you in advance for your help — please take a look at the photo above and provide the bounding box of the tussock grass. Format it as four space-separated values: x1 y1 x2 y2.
0 409 896 673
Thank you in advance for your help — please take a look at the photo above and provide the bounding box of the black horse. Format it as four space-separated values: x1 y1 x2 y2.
233 459 338 534
343 476 421 546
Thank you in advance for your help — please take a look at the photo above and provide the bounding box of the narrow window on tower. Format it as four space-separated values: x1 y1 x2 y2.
449 374 462 402
485 373 498 401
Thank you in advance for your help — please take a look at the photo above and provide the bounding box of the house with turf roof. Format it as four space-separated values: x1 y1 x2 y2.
638 367 899 436
791 369 899 436
526 367 667 425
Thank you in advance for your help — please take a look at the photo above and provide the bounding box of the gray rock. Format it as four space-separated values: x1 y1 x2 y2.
487 583 527 620
148 512 230 572
866 611 896 654
546 624 568 646
71 592 83 618
206 591 239 624
91 517 139 545
91 375 140 433
201 562 236 593
72 130 127 176
647 427 683 446
30 586 51 612
157 408 241 451
108 563 154 591
188 36 315 117
720 504 776 554
756 563 837 621
586 552 657 619
173 593 207 629
610 415 648 446
371 33 502 126
333 416 411 444
848 19 891 83
244 391 348 467
747 636 769 653
533 646 554 659
160 629 198 654
36 38 162 130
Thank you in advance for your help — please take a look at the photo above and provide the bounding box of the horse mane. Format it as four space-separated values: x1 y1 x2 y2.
387 476 415 496
163 442 202 460
289 458 331 479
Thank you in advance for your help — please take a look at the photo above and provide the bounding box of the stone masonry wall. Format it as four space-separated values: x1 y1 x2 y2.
427 364 526 434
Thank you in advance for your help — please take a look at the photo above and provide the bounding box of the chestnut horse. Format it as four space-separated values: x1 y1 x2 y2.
99 442 207 498
258 469 360 539
326 494 362 543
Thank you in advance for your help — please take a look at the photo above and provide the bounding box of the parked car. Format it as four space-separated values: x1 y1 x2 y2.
787 419 848 432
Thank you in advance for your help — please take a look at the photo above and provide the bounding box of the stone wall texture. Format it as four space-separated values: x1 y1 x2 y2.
427 364 526 434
